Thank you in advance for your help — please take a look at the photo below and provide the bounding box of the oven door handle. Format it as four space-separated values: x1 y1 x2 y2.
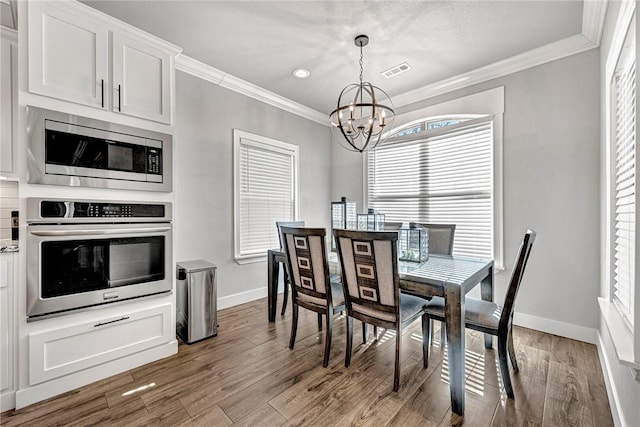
29 227 171 236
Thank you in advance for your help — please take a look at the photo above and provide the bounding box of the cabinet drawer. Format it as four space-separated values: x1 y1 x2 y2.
29 303 172 385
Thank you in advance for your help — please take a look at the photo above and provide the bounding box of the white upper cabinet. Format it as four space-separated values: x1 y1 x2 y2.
27 1 180 125
28 1 109 109
112 32 172 123
1 30 17 175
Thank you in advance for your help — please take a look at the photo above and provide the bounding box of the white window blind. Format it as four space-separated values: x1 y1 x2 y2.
612 32 636 326
368 117 494 259
234 131 298 260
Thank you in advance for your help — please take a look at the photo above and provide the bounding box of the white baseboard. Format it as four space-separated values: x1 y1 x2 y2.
217 287 270 310
1 390 15 413
15 341 177 410
216 290 600 345
596 331 624 427
513 311 597 344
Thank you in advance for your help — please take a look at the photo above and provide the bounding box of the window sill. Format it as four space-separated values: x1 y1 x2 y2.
235 254 268 265
598 297 640 381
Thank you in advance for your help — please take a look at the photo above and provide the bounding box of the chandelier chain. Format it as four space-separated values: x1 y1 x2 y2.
359 45 363 85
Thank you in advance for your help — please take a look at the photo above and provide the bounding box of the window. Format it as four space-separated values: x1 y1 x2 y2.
600 0 639 376
233 130 298 262
611 15 636 327
365 87 504 265
368 115 494 260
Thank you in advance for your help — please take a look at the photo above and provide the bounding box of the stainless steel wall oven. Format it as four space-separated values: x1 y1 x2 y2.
27 198 173 320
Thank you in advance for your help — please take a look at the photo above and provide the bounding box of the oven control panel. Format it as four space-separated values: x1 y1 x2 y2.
28 199 170 222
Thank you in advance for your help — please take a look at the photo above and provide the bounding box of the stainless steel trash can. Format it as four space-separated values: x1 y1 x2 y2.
176 260 217 344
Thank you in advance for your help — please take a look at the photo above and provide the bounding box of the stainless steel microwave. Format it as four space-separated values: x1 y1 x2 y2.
27 106 173 192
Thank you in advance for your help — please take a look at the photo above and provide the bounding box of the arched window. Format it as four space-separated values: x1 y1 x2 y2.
367 114 494 259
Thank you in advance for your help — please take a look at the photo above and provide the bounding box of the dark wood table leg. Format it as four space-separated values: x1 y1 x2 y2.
481 265 494 349
267 250 280 322
445 281 465 416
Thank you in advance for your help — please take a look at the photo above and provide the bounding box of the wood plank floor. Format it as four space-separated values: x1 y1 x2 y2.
0 297 613 426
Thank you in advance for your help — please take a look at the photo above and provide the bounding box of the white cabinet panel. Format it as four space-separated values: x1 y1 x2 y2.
1 35 16 174
29 303 173 385
112 32 171 124
0 254 14 393
28 1 108 109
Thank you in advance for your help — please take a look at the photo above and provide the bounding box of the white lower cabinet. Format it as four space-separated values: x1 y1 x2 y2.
29 302 172 385
0 254 15 395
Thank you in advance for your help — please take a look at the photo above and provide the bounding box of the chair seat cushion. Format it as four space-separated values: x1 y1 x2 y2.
399 293 428 324
424 296 501 331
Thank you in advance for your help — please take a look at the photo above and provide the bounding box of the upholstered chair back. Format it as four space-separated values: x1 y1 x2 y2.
281 226 334 309
334 229 400 326
416 223 456 255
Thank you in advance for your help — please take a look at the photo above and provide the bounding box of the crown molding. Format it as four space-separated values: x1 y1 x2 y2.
175 0 608 125
582 0 608 45
393 33 598 108
175 55 224 85
175 54 327 126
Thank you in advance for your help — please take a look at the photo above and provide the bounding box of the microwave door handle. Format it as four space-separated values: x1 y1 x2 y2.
29 227 171 237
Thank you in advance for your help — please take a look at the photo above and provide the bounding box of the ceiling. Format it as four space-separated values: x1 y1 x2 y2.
82 1 585 115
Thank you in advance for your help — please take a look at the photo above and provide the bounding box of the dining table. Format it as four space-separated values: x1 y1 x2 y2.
266 248 494 417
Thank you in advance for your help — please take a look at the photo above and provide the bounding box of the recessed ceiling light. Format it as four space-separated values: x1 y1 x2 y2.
293 68 310 79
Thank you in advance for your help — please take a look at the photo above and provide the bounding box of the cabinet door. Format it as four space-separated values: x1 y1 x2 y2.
112 32 172 124
0 36 15 174
28 1 108 109
0 254 13 393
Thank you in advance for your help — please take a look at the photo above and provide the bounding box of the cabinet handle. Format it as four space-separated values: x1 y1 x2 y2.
101 79 104 108
94 316 129 328
117 84 122 112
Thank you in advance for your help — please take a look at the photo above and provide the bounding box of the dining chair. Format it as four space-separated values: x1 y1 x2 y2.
276 221 305 316
423 229 536 398
334 229 429 391
414 223 456 344
415 223 456 256
280 226 345 368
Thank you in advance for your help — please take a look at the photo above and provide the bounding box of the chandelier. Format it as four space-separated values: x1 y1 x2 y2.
329 35 395 153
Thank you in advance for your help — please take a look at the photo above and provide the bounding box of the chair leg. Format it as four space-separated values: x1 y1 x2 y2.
508 327 519 373
289 304 299 350
345 316 353 367
428 318 434 346
497 333 514 398
422 314 429 368
280 270 289 316
373 325 378 339
393 328 401 392
317 313 323 331
362 323 367 344
440 321 446 345
323 311 333 368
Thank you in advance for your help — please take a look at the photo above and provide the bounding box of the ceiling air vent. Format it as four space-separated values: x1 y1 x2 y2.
381 62 411 79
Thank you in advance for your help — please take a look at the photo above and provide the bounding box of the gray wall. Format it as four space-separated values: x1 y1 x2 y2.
174 71 331 301
331 49 601 332
598 1 640 425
